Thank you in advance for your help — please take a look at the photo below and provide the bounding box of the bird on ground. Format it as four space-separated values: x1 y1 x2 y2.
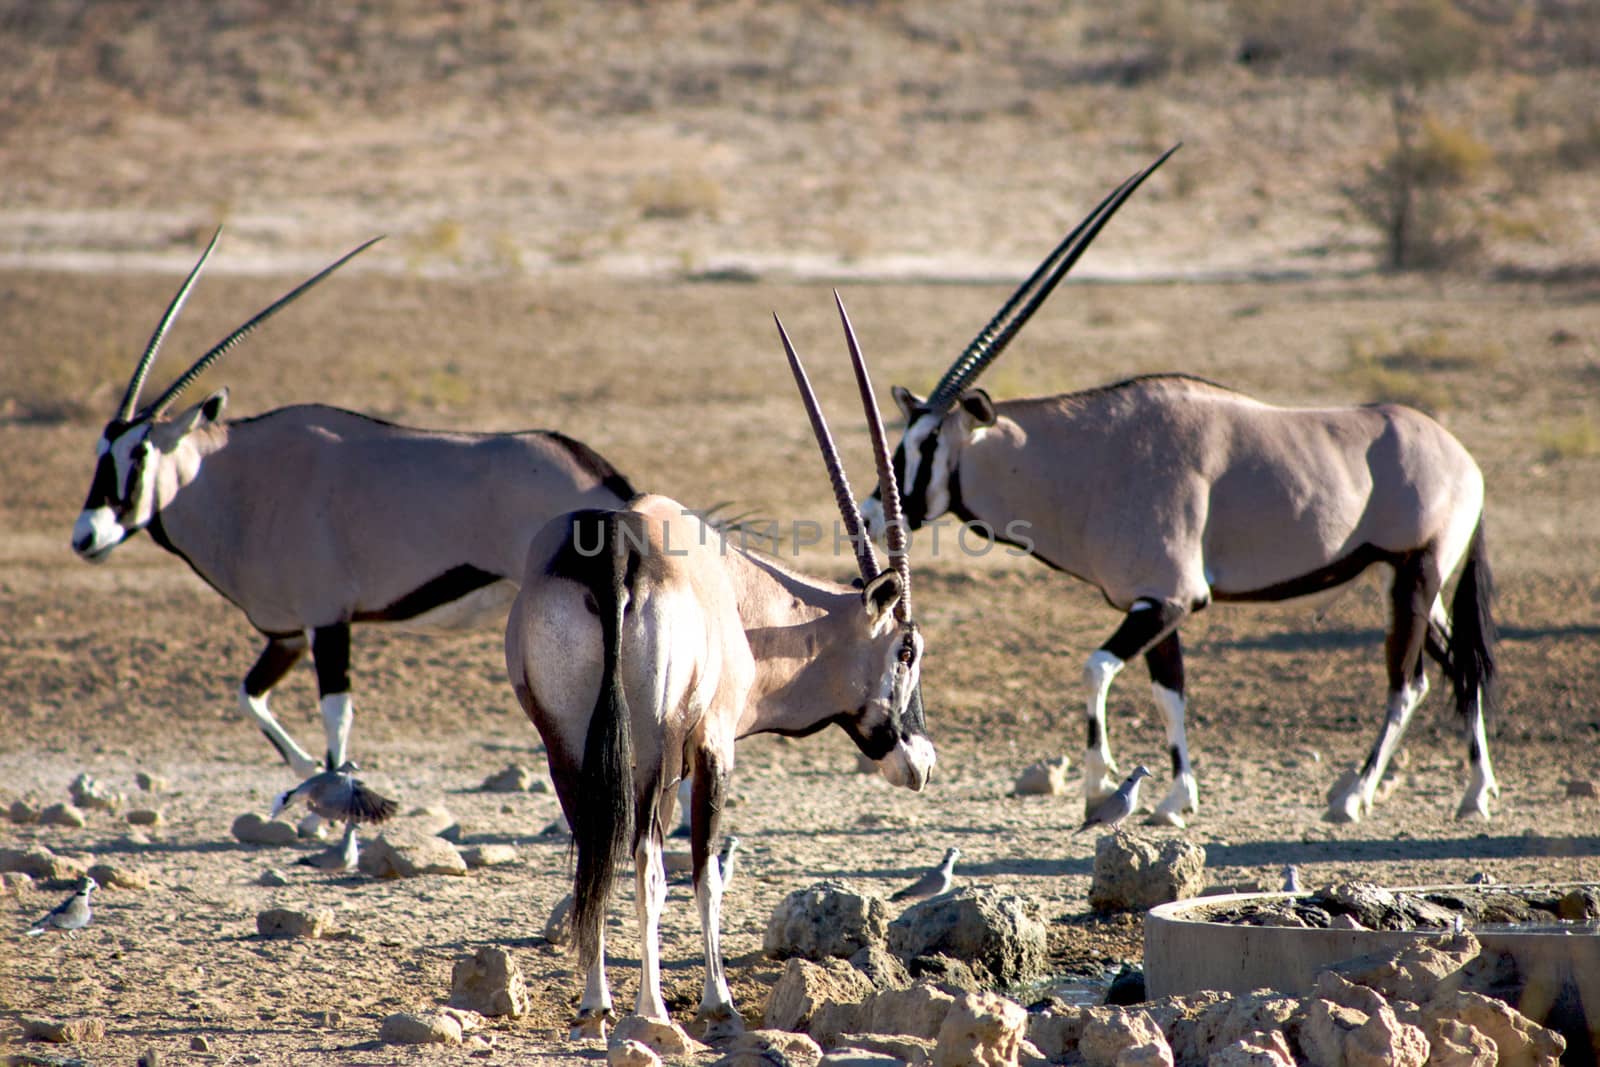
717 835 741 887
25 876 98 937
1281 865 1303 894
1074 766 1152 835
271 761 397 870
891 847 961 903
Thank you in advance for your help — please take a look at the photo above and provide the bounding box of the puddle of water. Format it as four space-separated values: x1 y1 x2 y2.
1015 965 1120 1007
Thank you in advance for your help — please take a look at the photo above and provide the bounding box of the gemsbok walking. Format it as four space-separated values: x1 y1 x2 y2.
862 147 1497 825
72 231 635 798
504 295 935 1039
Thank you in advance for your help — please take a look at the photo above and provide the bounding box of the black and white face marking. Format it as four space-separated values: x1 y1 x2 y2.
862 404 950 537
72 420 159 562
846 624 935 791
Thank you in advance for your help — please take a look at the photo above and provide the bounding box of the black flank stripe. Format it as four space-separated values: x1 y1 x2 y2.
353 564 503 623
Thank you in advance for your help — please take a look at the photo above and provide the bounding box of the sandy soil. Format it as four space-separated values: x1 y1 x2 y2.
3 4 1600 1063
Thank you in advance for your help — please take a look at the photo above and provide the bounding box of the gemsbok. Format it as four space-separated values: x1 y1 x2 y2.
504 295 935 1039
72 231 636 803
862 147 1498 825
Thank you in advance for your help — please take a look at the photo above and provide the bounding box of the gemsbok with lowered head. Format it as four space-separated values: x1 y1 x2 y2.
504 295 935 1039
862 146 1497 825
72 231 635 805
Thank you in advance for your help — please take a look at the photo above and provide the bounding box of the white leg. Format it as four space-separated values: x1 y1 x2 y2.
573 927 614 1041
1457 691 1498 819
238 685 320 778
633 834 670 1022
694 848 739 1035
1083 650 1124 805
1327 673 1428 823
1148 683 1199 826
320 692 354 769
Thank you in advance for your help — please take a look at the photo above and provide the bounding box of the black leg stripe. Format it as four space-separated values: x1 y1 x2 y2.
1086 717 1102 749
312 624 352 697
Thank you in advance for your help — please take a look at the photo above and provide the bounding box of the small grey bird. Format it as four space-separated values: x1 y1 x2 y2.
1281 864 1303 894
717 835 740 887
1074 766 1152 835
891 847 960 902
271 761 397 870
26 876 97 937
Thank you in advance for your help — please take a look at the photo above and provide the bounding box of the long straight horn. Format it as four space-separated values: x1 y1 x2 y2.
834 292 911 623
143 235 384 419
773 313 881 581
925 143 1180 412
117 227 222 421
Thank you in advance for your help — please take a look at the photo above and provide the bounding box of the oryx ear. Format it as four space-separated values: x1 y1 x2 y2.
959 389 997 427
861 570 903 634
891 385 925 420
150 388 227 451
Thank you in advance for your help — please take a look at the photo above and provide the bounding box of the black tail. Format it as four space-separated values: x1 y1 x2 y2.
1446 521 1497 723
570 511 637 972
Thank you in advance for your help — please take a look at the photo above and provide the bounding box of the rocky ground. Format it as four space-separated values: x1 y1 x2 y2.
3 3 1600 1064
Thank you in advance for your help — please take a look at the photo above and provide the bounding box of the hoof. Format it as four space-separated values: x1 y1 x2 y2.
570 1009 614 1042
296 845 356 871
296 815 328 840
1145 809 1187 829
1455 794 1493 820
1323 796 1363 824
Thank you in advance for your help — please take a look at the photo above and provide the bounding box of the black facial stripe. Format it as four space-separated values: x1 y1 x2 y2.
83 453 122 509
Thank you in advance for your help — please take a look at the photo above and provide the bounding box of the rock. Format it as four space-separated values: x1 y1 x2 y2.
905 953 985 992
69 773 123 813
0 844 87 885
256 907 335 939
1312 882 1459 931
38 802 88 828
2 870 34 894
1421 990 1564 1067
765 957 876 1034
1298 997 1428 1067
481 764 548 792
765 880 889 961
609 1039 661 1067
126 808 163 827
1025 1004 1094 1061
86 862 151 890
8 798 38 823
539 813 572 839
545 893 574 944
258 868 291 887
713 1029 824 1067
1167 991 1299 1064
232 812 299 846
461 843 519 868
1013 756 1072 796
1325 931 1479 1003
1425 1018 1497 1067
450 946 528 1017
888 888 1048 986
21 1016 106 1044
1207 1030 1296 1066
1556 886 1600 921
135 771 168 793
358 827 468 878
933 991 1028 1067
1565 778 1598 798
859 982 958 1041
836 1033 936 1065
138 1048 164 1067
1078 1008 1173 1067
380 1011 462 1045
1106 963 1147 1005
1329 914 1366 930
848 943 912 990
818 1052 903 1067
609 1015 704 1057
1088 835 1206 913
190 1035 211 1051
397 804 458 837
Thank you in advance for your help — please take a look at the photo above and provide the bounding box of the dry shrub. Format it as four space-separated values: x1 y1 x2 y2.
630 167 724 220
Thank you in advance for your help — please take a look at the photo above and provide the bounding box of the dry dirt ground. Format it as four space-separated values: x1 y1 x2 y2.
3 4 1600 1064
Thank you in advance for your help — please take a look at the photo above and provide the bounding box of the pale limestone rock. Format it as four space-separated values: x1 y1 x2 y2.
22 1016 106 1044
765 957 876 1034
1206 1030 1295 1066
256 907 336 939
1425 1018 1497 1067
1421 990 1563 1067
609 1015 705 1057
714 1029 824 1067
450 945 528 1017
380 1011 462 1045
232 811 299 846
1298 997 1428 1067
358 826 467 878
887 888 1047 986
126 808 163 827
859 982 958 1041
1089 835 1207 913
836 1033 935 1065
1325 931 1479 1003
933 991 1028 1067
765 880 889 961
69 772 123 813
462 843 518 868
608 1038 661 1067
1170 991 1299 1064
1078 1008 1173 1067
39 802 87 828
86 862 151 890
1013 756 1072 796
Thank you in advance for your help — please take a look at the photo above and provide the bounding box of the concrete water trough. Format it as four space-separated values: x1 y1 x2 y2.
1145 883 1600 1060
